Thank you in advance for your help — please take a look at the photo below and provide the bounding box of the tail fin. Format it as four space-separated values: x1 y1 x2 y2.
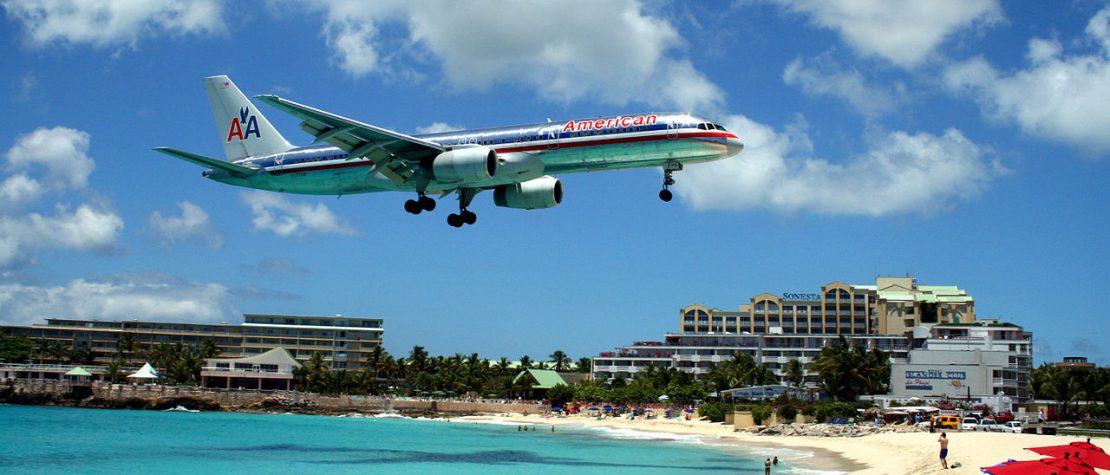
203 75 293 161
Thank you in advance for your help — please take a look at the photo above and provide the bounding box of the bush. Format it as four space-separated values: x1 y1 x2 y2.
697 402 733 423
777 404 798 421
547 384 575 408
801 404 816 417
751 404 772 425
814 401 856 422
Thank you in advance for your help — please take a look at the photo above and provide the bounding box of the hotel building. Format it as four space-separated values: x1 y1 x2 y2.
592 277 1033 401
1 314 383 370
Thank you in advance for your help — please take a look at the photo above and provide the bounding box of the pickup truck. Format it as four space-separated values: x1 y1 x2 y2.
976 418 999 431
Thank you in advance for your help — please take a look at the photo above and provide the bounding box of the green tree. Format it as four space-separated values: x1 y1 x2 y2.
116 333 139 364
0 334 34 363
784 358 805 391
576 357 593 373
199 337 220 359
811 336 890 401
549 350 571 371
106 359 125 383
547 383 575 408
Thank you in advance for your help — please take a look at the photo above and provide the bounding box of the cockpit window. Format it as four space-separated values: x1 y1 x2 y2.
713 124 727 131
697 123 708 130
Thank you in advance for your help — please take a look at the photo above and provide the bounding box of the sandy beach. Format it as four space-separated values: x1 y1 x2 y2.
454 413 1110 474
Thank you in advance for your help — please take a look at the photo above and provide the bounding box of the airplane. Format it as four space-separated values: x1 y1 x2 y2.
155 75 744 227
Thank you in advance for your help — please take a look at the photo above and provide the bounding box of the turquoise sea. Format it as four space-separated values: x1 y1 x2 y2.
0 405 833 474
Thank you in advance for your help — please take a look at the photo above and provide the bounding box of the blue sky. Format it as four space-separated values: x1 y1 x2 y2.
1 1 1107 365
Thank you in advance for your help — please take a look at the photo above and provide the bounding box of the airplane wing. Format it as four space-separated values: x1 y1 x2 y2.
254 95 444 186
153 147 259 177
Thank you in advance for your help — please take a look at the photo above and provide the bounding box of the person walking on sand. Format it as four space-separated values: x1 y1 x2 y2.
938 432 949 469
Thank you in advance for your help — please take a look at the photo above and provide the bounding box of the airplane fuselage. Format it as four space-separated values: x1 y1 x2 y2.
209 112 741 195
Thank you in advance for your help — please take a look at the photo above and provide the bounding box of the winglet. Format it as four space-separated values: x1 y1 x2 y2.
154 147 259 177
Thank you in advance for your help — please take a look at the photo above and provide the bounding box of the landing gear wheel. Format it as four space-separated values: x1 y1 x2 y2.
461 210 477 225
418 195 436 212
659 189 673 202
404 199 423 214
447 213 464 227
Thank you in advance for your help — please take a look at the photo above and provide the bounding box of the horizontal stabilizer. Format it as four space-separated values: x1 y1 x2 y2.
154 147 258 177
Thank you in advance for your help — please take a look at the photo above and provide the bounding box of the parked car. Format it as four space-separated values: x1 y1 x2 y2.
936 415 961 429
994 411 1015 423
977 418 999 431
960 417 979 431
1000 421 1023 433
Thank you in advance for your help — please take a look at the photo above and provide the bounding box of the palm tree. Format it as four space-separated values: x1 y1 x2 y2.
199 337 220 359
106 359 125 383
784 358 805 393
812 336 889 401
549 350 571 371
116 333 138 364
519 355 533 370
576 357 592 373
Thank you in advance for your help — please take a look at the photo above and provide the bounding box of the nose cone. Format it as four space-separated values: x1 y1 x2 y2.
726 136 744 157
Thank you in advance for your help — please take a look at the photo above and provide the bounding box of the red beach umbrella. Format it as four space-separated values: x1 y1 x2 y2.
981 457 1096 475
1025 442 1110 470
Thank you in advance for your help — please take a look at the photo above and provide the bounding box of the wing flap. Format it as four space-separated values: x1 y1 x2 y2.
254 95 444 157
154 147 258 177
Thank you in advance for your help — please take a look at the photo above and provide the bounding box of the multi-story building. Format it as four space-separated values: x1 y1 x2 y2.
2 314 383 370
679 277 974 337
594 277 1031 401
892 321 1033 401
592 333 911 385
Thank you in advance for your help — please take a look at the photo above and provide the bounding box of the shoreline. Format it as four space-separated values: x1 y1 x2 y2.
448 413 1110 475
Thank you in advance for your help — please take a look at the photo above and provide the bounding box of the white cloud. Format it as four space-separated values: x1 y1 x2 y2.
415 122 464 134
0 174 43 210
306 0 723 111
5 126 94 190
0 204 125 266
771 0 1002 68
0 273 235 327
783 55 904 118
148 201 224 249
1 127 124 268
2 0 225 49
675 115 1001 216
242 190 357 237
943 5 1110 156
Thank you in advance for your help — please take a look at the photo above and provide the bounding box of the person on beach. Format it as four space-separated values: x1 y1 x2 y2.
772 456 778 466
764 458 771 474
938 432 949 469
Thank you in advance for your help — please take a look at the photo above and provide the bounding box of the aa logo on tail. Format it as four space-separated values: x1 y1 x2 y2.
227 107 261 142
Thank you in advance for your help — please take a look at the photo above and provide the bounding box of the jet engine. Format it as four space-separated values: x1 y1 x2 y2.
431 147 497 183
493 176 563 210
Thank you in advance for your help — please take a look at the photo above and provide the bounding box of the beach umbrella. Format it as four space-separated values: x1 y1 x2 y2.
658 395 669 401
684 408 695 413
603 405 612 411
981 457 1096 475
1026 442 1110 470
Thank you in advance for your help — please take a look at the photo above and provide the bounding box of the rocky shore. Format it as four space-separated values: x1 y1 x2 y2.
742 421 925 437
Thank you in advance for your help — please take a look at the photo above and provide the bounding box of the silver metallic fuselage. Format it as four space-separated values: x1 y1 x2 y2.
209 113 742 195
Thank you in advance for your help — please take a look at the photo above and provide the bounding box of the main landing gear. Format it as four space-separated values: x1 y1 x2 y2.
403 194 436 214
447 188 479 228
659 161 682 202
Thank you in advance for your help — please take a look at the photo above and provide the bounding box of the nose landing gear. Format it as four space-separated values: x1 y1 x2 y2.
659 161 682 202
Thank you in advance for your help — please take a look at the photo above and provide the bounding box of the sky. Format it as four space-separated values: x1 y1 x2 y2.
0 0 1107 366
